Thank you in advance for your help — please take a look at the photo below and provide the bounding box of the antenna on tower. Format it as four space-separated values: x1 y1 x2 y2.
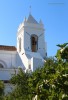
29 5 31 15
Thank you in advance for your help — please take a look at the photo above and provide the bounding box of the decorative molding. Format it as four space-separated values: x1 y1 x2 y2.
26 32 31 37
38 33 43 38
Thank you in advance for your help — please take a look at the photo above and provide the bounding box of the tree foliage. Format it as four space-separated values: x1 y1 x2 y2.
0 80 4 100
4 43 68 100
56 43 68 61
7 68 31 100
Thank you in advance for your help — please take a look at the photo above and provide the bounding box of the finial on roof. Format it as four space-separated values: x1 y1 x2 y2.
29 5 31 15
39 19 43 24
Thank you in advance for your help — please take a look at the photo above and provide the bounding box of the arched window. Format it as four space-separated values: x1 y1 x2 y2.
0 63 4 68
19 38 21 52
31 35 38 52
0 60 7 68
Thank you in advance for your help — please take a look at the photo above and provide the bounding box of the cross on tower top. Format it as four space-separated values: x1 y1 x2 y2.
29 6 31 15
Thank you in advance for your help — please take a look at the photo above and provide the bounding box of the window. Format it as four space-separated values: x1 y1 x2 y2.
31 35 38 52
19 38 21 52
28 64 31 69
0 63 3 68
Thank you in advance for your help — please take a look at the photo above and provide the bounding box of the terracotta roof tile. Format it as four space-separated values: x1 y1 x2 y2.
0 45 17 51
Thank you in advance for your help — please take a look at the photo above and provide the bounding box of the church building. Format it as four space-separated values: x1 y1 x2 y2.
0 14 47 81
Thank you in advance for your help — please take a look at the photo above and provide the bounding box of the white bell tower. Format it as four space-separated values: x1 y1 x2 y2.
17 14 47 72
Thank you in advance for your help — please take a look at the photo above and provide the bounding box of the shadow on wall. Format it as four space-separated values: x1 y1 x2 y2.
16 53 25 70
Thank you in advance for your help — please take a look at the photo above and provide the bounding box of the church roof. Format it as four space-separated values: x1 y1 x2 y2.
26 14 38 24
0 45 16 51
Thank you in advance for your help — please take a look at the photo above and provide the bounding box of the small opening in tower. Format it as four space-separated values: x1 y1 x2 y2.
31 35 38 52
19 38 21 52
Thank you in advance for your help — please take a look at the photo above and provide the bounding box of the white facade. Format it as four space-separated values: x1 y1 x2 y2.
0 14 47 81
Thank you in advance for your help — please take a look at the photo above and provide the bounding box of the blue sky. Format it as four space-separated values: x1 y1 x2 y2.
0 0 68 56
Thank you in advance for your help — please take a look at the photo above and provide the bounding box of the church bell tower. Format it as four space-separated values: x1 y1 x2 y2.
17 14 47 72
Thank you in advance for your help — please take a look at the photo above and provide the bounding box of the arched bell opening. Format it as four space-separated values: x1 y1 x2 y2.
31 35 38 52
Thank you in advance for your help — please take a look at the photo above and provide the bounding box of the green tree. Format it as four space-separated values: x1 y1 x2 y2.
0 80 4 100
6 68 32 100
5 43 68 100
56 43 68 61
28 42 68 100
